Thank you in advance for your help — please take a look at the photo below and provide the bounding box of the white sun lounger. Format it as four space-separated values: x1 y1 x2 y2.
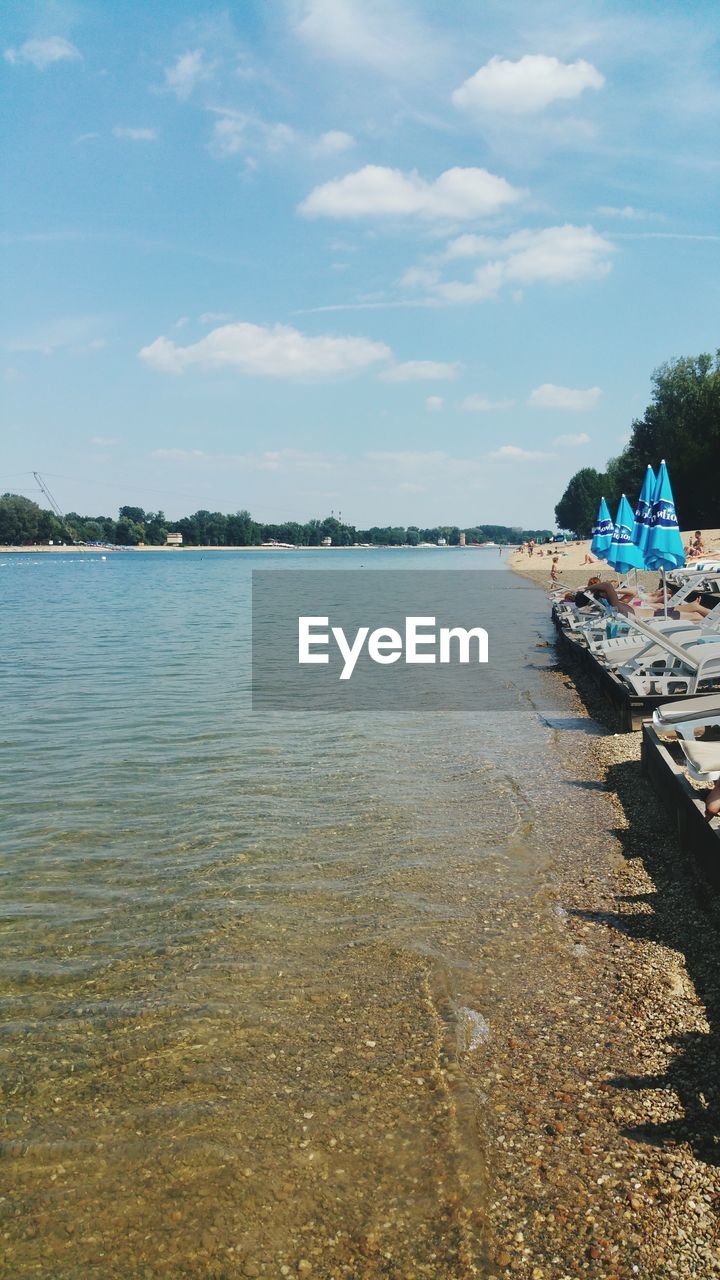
617 631 720 696
668 561 720 586
652 694 720 740
588 598 720 666
677 739 720 786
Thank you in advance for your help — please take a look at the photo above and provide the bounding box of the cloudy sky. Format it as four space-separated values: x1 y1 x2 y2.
3 0 720 527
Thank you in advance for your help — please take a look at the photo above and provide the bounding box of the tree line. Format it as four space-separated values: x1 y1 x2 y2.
555 351 720 537
0 496 552 548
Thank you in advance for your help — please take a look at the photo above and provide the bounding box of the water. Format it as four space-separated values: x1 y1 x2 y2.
0 548 576 1277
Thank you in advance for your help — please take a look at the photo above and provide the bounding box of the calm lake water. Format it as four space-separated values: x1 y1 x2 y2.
1 548 575 1278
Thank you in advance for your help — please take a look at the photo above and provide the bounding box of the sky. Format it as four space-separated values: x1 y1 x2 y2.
2 0 720 529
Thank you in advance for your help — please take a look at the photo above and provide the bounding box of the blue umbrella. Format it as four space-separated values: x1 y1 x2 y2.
631 464 656 556
644 460 686 571
606 494 645 575
590 497 614 559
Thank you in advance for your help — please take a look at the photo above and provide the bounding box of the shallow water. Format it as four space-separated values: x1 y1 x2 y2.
0 549 573 1277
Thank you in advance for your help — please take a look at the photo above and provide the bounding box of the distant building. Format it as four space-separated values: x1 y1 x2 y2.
166 532 183 547
437 536 447 546
459 531 466 547
321 536 332 546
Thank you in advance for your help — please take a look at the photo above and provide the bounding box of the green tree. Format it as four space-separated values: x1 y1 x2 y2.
626 352 720 528
227 510 261 545
119 506 147 525
115 516 145 545
554 467 605 538
145 511 169 545
0 494 42 544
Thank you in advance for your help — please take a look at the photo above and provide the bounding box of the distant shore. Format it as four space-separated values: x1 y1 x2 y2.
0 543 513 554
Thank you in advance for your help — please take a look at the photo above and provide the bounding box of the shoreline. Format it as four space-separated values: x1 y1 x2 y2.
483 562 720 1275
0 544 512 554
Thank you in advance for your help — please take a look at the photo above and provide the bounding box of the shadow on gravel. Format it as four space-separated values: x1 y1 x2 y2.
552 636 720 1163
574 755 720 1166
552 651 619 735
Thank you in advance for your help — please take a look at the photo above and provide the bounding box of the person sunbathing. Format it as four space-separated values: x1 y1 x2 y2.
642 582 711 621
562 577 635 615
566 577 711 622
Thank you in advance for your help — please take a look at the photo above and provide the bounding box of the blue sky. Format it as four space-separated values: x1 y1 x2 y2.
3 0 719 528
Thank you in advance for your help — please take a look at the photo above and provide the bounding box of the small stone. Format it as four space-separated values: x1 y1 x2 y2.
298 1262 313 1275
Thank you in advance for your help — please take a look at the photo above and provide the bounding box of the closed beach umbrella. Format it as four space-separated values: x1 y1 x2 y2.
606 494 645 575
631 464 656 556
590 497 614 559
644 460 686 571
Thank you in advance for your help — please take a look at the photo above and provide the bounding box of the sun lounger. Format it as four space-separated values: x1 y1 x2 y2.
567 576 720 665
652 694 720 739
617 632 720 696
677 739 720 786
588 600 720 666
668 560 720 585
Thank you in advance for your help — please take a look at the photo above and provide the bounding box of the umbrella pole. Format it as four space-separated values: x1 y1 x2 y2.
662 567 667 617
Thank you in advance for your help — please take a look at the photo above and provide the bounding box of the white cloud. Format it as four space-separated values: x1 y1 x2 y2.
299 164 524 221
113 126 158 141
554 431 591 445
460 394 515 411
489 444 553 461
291 0 437 76
367 449 459 469
447 225 613 280
597 205 652 221
151 448 206 461
380 359 460 382
426 396 444 412
314 130 355 155
139 320 392 378
411 224 614 304
209 109 296 158
4 37 81 70
529 384 602 411
164 50 209 100
150 446 334 472
452 55 604 115
6 315 106 356
199 311 232 325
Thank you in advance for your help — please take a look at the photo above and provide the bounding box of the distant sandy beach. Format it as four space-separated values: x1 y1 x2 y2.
509 527 720 576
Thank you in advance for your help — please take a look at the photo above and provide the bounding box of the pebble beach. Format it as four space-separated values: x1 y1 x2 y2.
483 672 720 1277
487 554 720 1277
